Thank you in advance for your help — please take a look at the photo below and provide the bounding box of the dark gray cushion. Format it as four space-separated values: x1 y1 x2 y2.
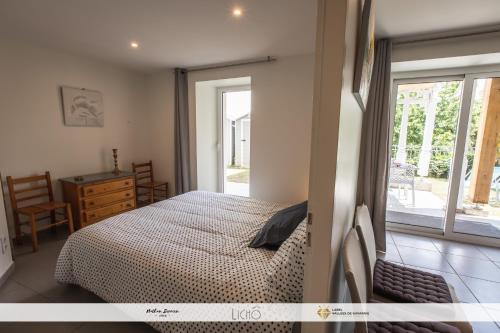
249 201 307 250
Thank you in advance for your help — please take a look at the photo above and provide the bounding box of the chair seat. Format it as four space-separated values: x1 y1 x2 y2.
368 321 460 333
137 181 167 188
373 259 453 303
17 201 67 215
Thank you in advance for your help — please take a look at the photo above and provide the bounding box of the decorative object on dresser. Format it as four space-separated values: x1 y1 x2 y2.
60 171 136 230
112 148 120 175
6 172 74 252
61 86 104 127
132 160 168 206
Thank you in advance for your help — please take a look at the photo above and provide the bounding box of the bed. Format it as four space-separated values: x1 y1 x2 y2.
55 191 307 333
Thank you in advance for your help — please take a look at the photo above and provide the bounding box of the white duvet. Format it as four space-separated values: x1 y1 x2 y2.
55 191 306 333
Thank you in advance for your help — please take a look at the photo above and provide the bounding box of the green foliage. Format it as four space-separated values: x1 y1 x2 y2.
465 98 483 173
392 81 473 179
428 82 460 178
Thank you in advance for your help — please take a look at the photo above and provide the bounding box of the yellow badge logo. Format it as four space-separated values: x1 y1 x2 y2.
317 307 331 320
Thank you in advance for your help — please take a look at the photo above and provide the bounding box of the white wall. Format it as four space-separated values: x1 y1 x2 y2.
303 0 363 332
0 38 152 231
0 187 13 281
189 55 315 203
133 55 315 204
144 72 176 194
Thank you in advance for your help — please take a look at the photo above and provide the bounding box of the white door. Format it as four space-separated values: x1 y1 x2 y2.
240 119 250 168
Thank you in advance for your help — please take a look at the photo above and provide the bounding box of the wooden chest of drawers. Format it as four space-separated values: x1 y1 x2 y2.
60 172 136 229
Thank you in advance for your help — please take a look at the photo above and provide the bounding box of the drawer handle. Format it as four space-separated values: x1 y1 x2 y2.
126 203 132 208
125 182 130 186
88 201 95 206
89 213 96 218
87 189 94 194
125 193 131 197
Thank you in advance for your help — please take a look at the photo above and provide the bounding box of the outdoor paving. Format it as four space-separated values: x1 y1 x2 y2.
387 188 500 238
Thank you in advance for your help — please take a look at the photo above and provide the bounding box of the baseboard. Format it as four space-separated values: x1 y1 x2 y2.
0 261 15 288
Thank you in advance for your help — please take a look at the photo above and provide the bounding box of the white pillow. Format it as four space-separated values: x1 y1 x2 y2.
266 219 307 302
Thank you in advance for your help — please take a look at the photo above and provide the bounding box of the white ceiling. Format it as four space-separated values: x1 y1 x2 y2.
376 0 500 38
0 0 317 72
3 0 500 72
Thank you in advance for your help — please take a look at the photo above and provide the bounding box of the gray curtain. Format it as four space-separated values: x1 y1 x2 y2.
174 68 191 194
356 39 392 252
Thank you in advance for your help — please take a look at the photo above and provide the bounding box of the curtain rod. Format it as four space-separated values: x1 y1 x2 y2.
393 25 500 46
185 56 276 72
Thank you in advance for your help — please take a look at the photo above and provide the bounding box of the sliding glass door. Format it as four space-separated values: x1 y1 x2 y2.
446 73 500 242
386 78 464 231
387 72 500 246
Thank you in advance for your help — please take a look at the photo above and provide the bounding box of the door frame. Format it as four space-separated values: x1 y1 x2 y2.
386 72 500 248
216 85 251 194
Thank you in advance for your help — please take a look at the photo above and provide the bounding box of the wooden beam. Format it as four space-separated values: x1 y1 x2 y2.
469 78 500 203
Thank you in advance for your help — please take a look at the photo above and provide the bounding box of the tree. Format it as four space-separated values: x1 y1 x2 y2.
391 81 479 179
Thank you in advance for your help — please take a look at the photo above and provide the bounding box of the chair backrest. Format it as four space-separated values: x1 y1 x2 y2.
132 160 154 185
342 229 369 333
6 172 54 212
355 205 377 293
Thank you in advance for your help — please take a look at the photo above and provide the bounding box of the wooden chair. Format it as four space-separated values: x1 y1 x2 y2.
6 172 74 252
131 160 168 206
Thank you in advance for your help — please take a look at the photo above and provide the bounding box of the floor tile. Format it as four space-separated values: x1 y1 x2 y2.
385 231 395 244
0 278 28 295
397 245 454 273
432 239 488 259
441 274 478 303
404 265 477 303
42 284 104 303
376 243 402 263
10 239 67 296
461 276 500 303
478 246 500 262
470 321 500 333
0 323 83 333
445 254 500 282
75 322 158 333
391 232 438 251
0 279 49 303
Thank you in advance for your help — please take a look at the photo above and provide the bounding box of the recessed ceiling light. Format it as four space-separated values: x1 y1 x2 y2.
232 8 242 17
130 41 139 49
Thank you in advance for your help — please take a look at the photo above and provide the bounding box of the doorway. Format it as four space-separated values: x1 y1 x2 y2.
219 87 251 197
386 72 500 246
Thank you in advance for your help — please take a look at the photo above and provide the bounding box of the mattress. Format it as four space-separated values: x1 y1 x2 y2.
55 191 306 333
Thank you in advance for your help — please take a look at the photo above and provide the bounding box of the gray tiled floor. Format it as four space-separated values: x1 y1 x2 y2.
385 230 500 333
0 227 157 333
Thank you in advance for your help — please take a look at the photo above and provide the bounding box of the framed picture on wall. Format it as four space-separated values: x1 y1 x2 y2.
61 86 104 127
353 0 375 111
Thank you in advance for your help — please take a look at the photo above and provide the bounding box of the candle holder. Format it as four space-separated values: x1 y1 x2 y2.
112 148 120 175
